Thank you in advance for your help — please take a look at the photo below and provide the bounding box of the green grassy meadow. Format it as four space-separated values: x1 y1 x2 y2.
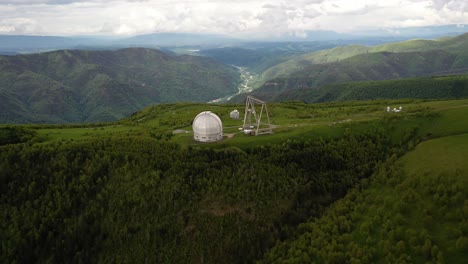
402 133 468 177
24 98 468 150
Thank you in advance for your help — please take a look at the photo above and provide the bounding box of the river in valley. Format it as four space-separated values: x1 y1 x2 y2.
209 66 258 103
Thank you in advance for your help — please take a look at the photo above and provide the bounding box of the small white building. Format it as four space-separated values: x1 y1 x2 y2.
230 109 240 119
387 106 403 113
193 111 223 142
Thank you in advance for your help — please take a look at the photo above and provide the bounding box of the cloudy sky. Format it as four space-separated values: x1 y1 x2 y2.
0 0 466 36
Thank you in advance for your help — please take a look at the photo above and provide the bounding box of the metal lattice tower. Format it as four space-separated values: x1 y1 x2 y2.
243 96 272 136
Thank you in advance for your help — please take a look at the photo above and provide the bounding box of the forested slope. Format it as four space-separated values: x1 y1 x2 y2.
261 133 468 263
1 130 391 263
266 75 468 103
0 48 240 123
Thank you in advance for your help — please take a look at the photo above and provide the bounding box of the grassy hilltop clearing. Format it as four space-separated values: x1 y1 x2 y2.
1 98 468 263
14 98 468 148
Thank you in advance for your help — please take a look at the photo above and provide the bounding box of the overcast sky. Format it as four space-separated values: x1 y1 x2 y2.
0 0 466 36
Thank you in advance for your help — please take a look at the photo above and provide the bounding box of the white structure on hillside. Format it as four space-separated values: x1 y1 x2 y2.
387 106 403 113
193 111 223 142
242 96 272 136
230 109 240 119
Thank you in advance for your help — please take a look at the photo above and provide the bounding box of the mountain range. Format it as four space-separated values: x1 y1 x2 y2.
1 30 468 124
1 25 467 55
0 48 239 123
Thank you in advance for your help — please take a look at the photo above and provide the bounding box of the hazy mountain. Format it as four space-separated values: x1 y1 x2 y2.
358 24 468 38
115 33 240 47
2 24 466 54
0 35 110 54
0 48 240 123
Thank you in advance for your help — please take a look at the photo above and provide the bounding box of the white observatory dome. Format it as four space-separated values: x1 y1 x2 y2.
193 111 223 142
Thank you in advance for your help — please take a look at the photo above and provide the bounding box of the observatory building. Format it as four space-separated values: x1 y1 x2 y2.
192 111 223 142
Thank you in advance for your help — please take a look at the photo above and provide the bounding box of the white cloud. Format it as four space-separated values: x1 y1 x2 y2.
0 0 466 36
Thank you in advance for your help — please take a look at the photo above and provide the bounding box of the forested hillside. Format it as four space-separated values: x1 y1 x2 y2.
261 133 468 263
259 75 468 103
0 48 240 123
1 130 391 263
247 33 468 100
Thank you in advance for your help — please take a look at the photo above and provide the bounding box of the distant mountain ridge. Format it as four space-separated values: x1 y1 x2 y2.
0 48 240 123
1 24 466 54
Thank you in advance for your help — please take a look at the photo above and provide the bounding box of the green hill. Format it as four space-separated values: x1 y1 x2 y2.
1 99 468 263
0 48 240 123
258 33 468 84
246 33 468 100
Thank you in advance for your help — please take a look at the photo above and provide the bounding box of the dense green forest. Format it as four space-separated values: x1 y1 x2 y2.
263 75 468 103
1 127 395 263
261 134 468 263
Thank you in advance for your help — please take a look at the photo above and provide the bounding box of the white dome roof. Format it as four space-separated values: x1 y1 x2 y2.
193 111 223 142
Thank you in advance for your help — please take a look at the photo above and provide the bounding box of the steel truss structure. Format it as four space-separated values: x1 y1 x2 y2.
242 96 272 136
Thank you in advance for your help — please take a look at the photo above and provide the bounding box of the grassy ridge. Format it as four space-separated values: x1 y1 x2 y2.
22 98 468 148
